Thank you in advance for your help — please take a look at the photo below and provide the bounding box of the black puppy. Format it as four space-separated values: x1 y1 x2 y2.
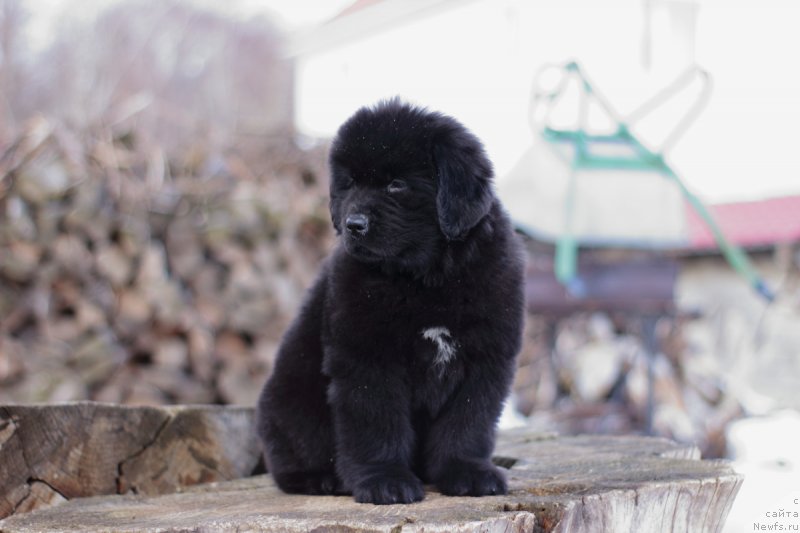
256 99 525 505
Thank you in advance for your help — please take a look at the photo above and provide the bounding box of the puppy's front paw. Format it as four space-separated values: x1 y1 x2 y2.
435 459 507 496
353 468 425 505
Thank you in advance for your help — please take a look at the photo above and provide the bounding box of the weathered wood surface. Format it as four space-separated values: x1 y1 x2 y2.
0 403 741 532
0 403 261 518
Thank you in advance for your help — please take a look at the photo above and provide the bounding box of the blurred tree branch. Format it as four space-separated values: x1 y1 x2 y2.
1 0 292 158
0 0 28 138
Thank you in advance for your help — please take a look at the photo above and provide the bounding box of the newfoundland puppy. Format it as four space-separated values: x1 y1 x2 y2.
256 99 525 505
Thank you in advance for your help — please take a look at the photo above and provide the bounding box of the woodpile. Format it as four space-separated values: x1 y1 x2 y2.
0 7 771 509
0 117 333 407
0 116 743 460
513 312 744 458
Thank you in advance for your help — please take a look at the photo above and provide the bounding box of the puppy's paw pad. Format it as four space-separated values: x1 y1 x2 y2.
353 471 425 505
436 461 507 497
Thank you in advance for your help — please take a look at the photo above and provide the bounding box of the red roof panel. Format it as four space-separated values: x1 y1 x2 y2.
687 194 800 249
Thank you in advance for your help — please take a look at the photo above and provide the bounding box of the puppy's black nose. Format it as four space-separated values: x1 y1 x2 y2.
345 214 369 235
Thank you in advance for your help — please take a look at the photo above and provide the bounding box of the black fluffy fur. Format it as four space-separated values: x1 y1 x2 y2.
255 99 525 505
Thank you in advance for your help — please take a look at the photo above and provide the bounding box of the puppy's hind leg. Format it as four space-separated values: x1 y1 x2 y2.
255 274 342 495
256 351 341 495
258 406 340 495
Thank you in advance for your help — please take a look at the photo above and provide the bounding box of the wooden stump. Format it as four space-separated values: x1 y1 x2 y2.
0 403 261 518
0 403 741 532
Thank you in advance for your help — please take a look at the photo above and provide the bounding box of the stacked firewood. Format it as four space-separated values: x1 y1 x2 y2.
513 312 744 458
0 118 333 406
0 118 744 458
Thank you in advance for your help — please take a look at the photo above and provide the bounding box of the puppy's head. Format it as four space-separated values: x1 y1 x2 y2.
328 99 494 270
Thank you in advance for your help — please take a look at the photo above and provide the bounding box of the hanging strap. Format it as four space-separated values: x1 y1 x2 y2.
625 66 713 154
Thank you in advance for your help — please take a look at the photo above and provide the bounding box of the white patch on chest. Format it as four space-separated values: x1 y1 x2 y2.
421 327 457 366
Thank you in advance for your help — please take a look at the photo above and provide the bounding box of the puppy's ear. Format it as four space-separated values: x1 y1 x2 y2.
433 137 494 240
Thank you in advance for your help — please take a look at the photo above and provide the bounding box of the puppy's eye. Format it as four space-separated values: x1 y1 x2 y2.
387 179 408 193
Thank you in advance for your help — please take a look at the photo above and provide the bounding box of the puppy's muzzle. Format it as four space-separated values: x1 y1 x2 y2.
345 214 369 236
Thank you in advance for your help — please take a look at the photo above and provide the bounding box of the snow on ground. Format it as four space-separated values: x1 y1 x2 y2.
723 410 800 533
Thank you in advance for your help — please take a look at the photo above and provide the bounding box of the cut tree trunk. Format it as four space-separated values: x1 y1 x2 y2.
0 403 261 518
0 403 741 532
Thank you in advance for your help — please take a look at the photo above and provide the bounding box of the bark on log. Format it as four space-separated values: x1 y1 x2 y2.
0 403 261 518
0 403 741 532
